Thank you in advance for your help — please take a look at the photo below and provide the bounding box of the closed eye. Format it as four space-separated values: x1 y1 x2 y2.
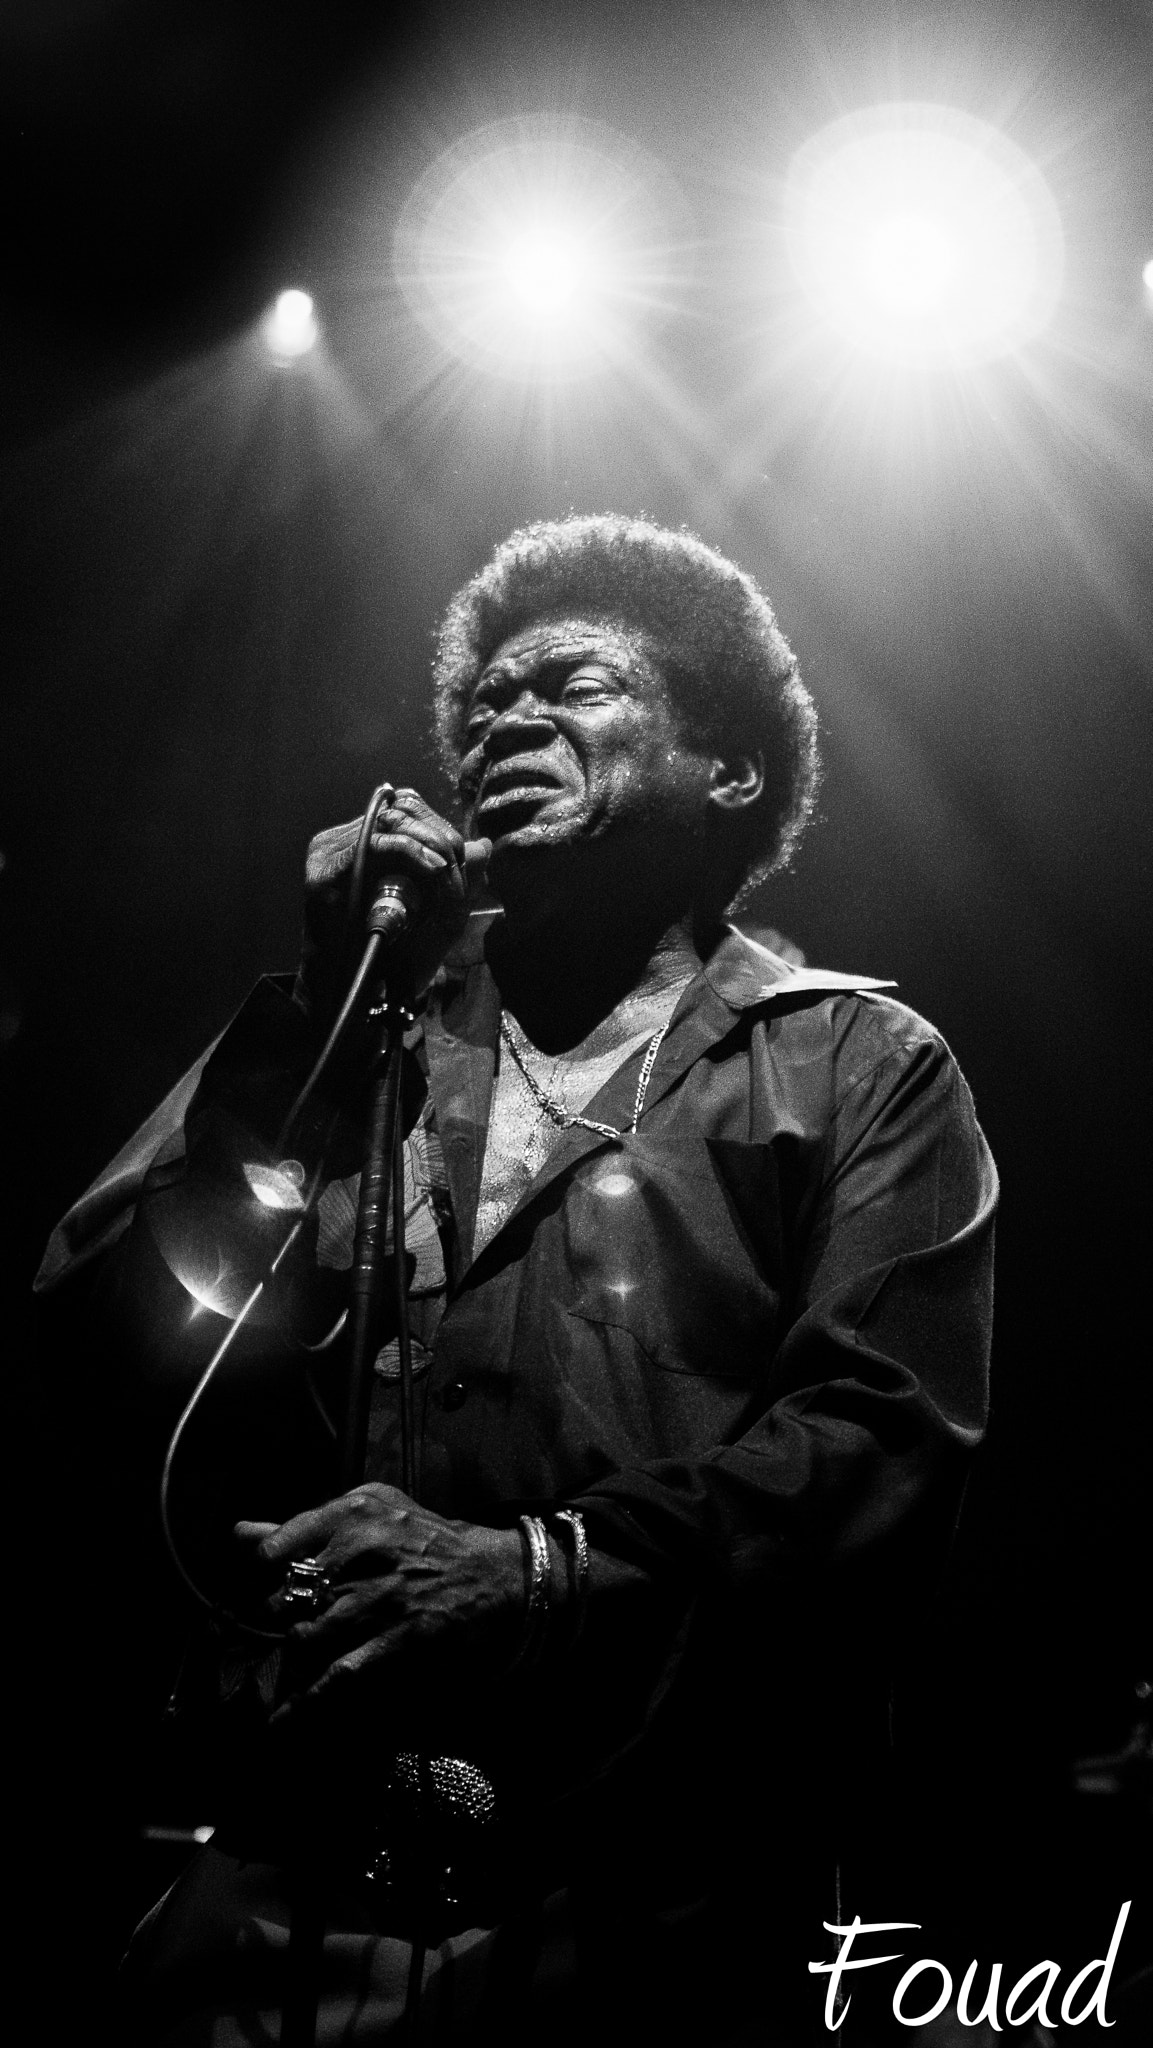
463 655 627 741
464 700 498 741
560 664 623 701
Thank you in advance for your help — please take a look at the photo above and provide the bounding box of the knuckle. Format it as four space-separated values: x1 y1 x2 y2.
307 820 352 858
306 853 346 890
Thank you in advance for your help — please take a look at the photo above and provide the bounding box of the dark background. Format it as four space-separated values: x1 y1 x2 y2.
1 0 1149 2030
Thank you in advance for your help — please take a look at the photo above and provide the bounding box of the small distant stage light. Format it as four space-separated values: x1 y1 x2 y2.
785 103 1064 367
262 288 319 364
394 114 685 380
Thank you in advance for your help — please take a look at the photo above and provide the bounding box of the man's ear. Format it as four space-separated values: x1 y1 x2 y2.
708 750 764 814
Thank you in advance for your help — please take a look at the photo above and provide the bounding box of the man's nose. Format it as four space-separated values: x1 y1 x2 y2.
483 692 557 750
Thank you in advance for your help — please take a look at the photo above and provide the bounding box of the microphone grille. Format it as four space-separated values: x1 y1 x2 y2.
390 1751 497 1827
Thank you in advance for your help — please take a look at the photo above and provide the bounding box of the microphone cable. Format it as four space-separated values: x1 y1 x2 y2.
157 780 406 1641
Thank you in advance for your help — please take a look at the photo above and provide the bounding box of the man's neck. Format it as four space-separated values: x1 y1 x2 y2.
486 905 709 1056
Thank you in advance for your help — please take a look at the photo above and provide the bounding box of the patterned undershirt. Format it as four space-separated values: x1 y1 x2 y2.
310 969 697 1381
472 971 695 1258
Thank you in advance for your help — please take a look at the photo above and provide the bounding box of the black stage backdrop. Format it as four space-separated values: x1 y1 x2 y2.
1 2 1149 2037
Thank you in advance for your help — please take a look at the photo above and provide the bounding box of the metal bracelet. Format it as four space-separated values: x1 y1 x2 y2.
510 1513 551 1672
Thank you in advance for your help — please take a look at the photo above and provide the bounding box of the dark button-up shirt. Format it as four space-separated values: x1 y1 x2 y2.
413 928 995 1590
38 922 996 1880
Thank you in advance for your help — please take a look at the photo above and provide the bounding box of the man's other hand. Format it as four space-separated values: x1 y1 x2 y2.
235 1484 523 1725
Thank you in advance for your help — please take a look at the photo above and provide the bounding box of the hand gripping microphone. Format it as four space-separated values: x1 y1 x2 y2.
367 837 492 945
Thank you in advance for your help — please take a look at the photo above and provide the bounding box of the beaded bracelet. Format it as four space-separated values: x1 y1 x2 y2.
550 1508 589 1649
510 1513 551 1671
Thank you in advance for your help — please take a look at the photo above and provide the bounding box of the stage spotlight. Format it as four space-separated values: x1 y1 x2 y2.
500 227 590 319
262 288 319 363
394 114 685 380
785 103 1064 366
1143 258 1153 294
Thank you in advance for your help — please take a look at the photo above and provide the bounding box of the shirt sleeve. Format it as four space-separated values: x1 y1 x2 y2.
33 1039 222 1293
33 973 381 1295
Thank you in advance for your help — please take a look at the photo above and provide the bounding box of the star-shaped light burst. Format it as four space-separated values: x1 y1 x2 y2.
394 113 687 381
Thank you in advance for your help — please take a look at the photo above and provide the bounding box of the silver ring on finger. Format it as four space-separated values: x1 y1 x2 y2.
283 1556 332 1618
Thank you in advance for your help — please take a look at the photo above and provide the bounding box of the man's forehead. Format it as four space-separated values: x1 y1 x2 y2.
478 615 660 681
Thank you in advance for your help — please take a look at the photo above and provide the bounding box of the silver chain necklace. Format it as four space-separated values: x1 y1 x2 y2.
499 1012 672 1143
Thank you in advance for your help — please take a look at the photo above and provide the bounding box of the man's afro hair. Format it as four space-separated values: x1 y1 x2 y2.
432 513 820 896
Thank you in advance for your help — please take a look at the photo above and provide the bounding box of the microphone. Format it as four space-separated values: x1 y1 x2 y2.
367 837 492 945
364 1750 501 1936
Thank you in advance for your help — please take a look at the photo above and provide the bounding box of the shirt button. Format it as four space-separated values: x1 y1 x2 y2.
442 1380 468 1411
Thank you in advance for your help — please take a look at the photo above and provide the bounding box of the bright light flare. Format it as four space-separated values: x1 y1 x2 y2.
262 289 319 363
862 214 956 314
394 114 685 380
243 1159 307 1212
785 104 1064 366
1143 258 1153 295
500 226 593 320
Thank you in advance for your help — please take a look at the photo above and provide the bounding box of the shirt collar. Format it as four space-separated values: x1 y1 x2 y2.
440 911 894 1009
701 924 895 1009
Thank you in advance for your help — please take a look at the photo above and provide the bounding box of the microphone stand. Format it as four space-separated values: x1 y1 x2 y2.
155 777 439 2044
282 957 422 2048
343 974 414 1497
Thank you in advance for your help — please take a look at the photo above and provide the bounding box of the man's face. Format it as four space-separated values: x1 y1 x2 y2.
457 617 713 869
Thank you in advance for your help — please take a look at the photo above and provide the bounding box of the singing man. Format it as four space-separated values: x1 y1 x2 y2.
40 513 997 2044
